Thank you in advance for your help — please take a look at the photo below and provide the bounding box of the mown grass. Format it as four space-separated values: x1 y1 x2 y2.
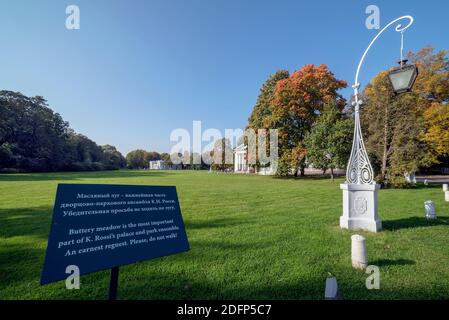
0 170 448 300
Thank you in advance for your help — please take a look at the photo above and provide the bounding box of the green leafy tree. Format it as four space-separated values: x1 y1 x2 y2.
0 91 125 172
145 151 161 162
0 91 70 171
245 71 290 172
211 138 233 171
305 104 353 181
248 70 290 129
102 145 126 169
190 152 203 170
160 152 173 166
126 149 148 169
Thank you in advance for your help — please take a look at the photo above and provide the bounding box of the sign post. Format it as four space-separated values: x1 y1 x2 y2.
108 266 120 300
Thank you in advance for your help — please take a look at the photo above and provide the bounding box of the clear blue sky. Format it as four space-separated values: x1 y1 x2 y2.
1 0 447 155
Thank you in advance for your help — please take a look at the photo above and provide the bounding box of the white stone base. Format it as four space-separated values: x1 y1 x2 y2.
340 183 381 233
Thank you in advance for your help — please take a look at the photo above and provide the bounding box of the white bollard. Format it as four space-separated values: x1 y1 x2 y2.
424 200 437 219
445 191 449 202
351 235 368 269
444 184 449 192
324 276 340 300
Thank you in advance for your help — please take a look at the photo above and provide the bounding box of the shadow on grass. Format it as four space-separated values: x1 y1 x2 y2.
272 175 344 181
0 244 46 289
119 271 326 300
168 239 273 264
0 170 174 182
410 183 443 190
383 216 449 231
370 259 415 267
0 206 52 239
184 217 254 230
119 260 448 299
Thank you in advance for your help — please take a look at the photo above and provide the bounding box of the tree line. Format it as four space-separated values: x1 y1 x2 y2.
125 149 214 170
0 89 220 173
0 91 126 172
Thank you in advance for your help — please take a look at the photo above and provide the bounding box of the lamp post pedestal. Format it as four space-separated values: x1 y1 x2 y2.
340 183 381 233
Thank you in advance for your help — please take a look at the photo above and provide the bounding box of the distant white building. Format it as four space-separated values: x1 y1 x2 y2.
149 160 167 170
233 143 275 175
149 160 183 170
234 144 248 173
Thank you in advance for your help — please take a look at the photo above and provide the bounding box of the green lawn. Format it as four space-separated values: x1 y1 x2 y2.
0 170 448 300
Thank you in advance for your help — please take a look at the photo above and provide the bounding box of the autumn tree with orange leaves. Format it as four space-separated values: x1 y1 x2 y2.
266 64 347 176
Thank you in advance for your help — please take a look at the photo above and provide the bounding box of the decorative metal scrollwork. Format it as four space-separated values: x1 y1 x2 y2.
346 101 374 184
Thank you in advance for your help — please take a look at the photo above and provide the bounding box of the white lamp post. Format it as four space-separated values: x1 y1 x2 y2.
340 15 415 233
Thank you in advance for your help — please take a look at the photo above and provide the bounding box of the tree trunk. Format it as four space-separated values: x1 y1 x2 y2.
300 167 305 177
330 167 334 182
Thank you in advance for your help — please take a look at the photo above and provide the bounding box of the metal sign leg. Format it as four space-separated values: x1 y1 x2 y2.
108 267 119 300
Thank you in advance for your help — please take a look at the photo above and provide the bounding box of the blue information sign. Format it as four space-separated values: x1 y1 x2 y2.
41 184 190 285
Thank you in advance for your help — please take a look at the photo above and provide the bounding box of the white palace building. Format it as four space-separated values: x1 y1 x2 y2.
233 144 275 175
234 144 249 173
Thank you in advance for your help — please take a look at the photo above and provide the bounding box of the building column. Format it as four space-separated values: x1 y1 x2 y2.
234 153 238 172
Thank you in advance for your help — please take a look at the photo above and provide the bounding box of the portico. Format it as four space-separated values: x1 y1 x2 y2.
234 144 248 173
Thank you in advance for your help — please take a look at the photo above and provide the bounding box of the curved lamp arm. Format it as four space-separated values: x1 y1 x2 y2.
353 15 414 101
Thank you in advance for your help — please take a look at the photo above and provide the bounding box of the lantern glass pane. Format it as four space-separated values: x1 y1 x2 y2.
389 68 414 92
